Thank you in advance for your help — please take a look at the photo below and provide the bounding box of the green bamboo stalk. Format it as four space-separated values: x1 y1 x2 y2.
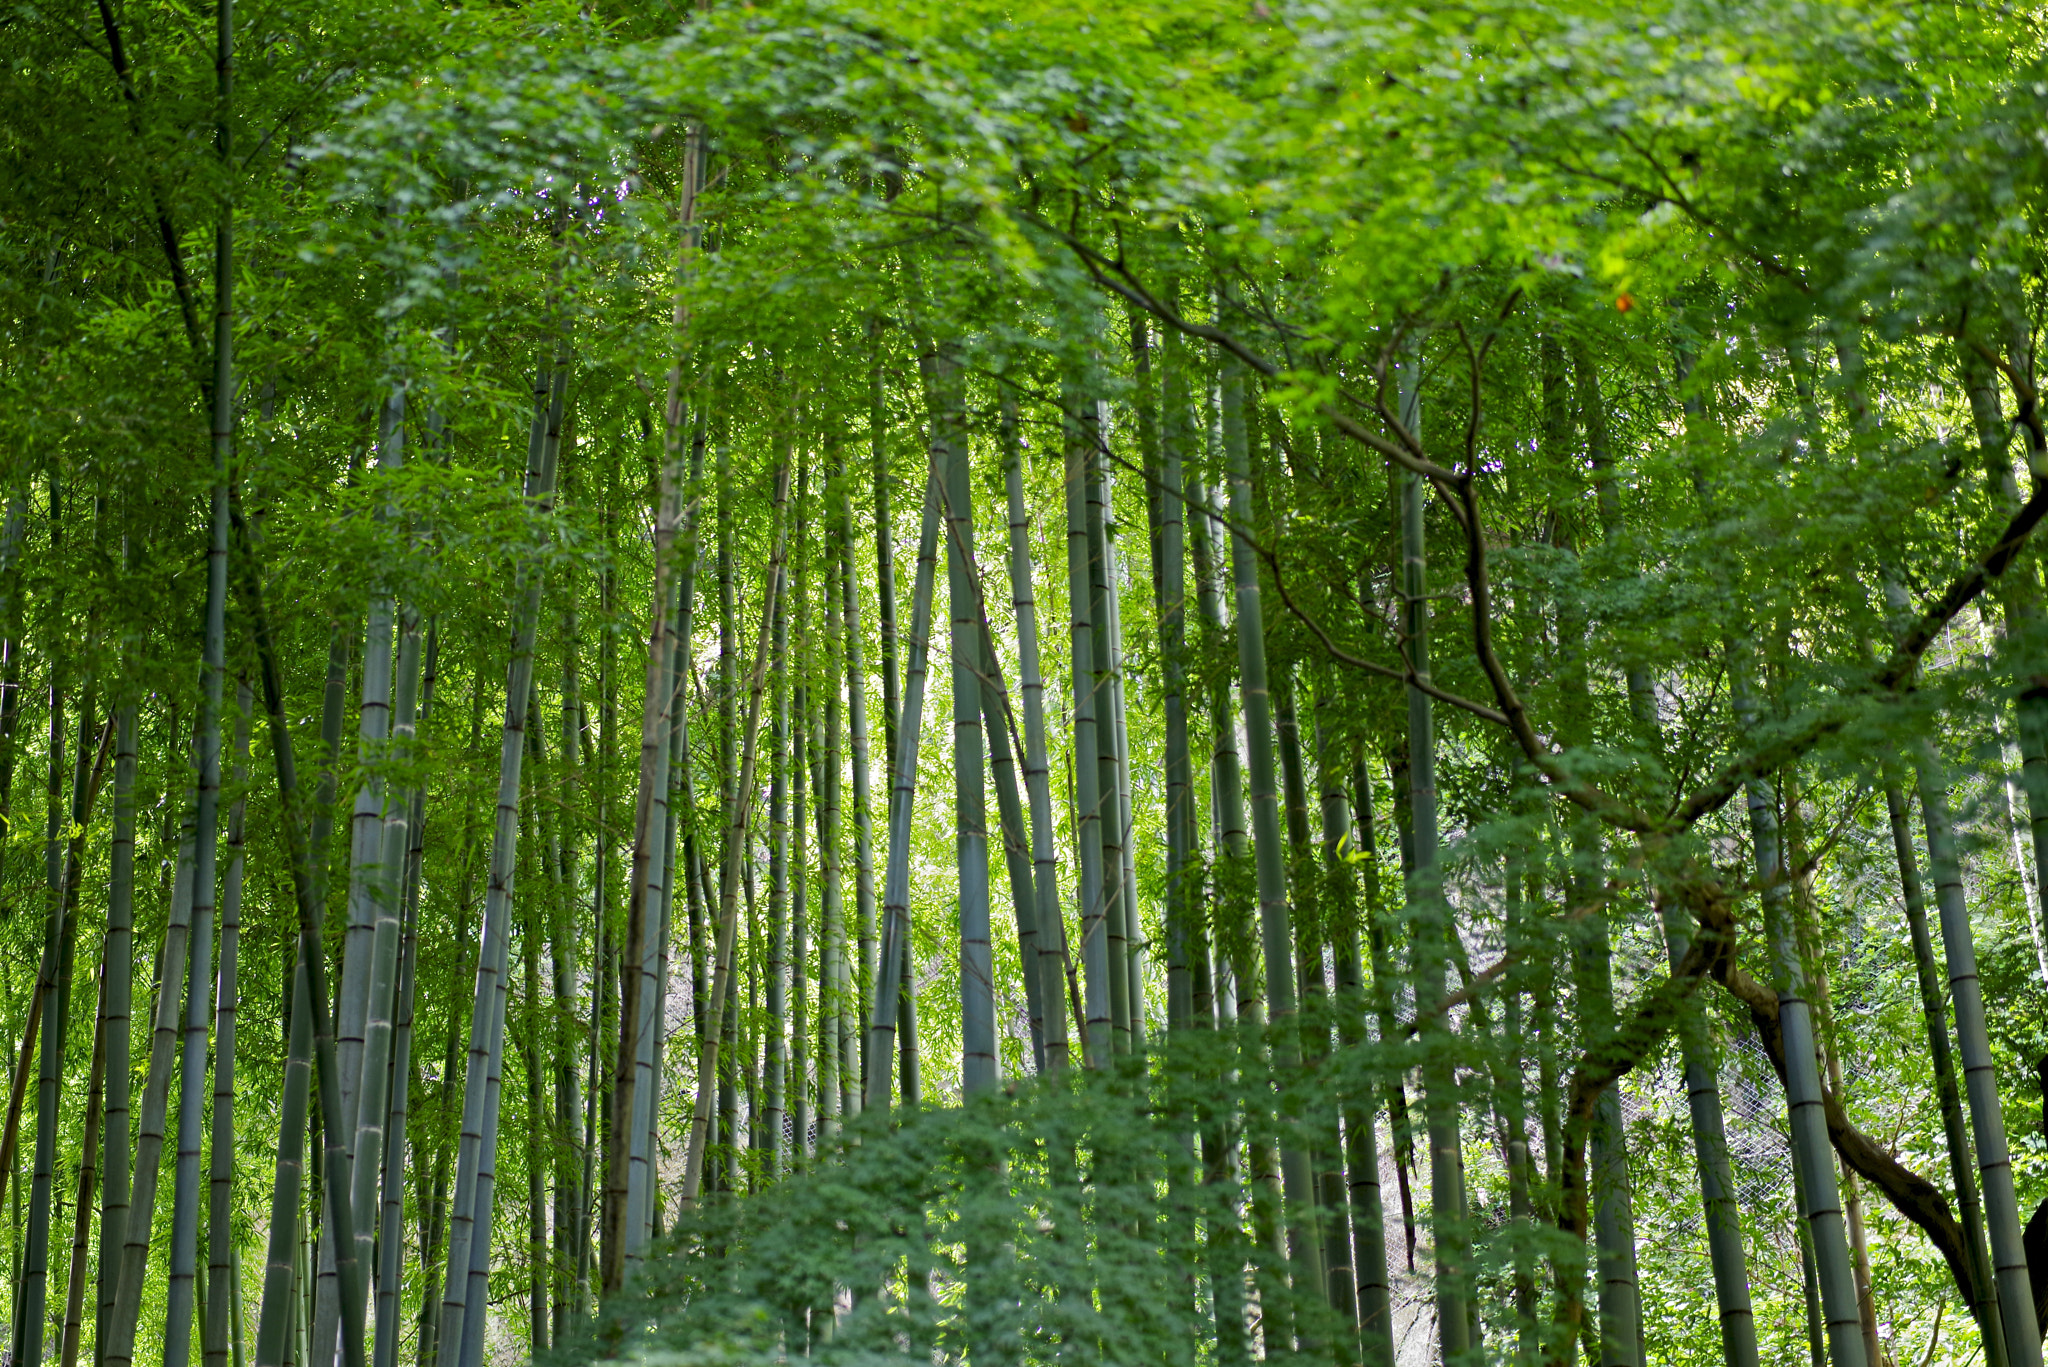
1187 473 1251 1020
348 606 421 1323
1081 425 1130 1055
105 740 198 1367
1728 657 1866 1367
1141 313 1195 1038
1885 778 2003 1358
549 619 584 1340
233 490 372 1367
1099 459 1146 1049
167 30 234 1361
377 626 434 1367
793 456 815 1150
623 555 682 1265
1384 357 1470 1361
767 539 791 1171
999 392 1071 1070
1317 702 1390 1367
873 319 901 773
925 344 994 1094
677 458 792 1209
252 937 313 1367
98 700 136 1357
204 686 251 1367
866 451 943 1109
20 541 67 1367
1063 376 1112 1067
841 448 879 1101
815 452 847 1127
57 941 105 1367
438 354 563 1367
1220 357 1327 1335
1917 746 2044 1367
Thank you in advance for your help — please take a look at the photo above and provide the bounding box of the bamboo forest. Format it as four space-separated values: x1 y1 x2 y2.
16 0 2048 1364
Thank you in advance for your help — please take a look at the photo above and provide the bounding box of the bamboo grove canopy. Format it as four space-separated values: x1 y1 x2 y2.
7 0 2048 1364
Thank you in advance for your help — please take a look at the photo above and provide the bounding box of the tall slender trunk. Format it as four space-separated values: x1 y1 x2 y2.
926 345 995 1093
1886 778 2004 1359
235 477 382 1367
792 646 813 1155
765 529 791 1175
1388 363 1469 1362
1081 424 1130 1055
1140 313 1194 1040
1099 461 1145 1049
98 700 136 1357
1063 376 1111 1068
165 42 235 1366
815 450 847 1128
1188 474 1251 1026
1917 747 2045 1367
866 451 944 1108
873 319 901 777
841 450 879 1102
1221 358 1327 1327
676 459 792 1208
436 354 564 1365
345 604 421 1345
61 956 106 1367
1000 394 1070 1070
1730 659 1867 1367
106 729 200 1367
1321 705 1391 1366
204 688 251 1367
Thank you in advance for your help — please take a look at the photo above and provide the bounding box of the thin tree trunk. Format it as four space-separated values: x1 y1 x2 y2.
1000 394 1070 1070
98 700 136 1356
377 628 434 1367
1063 376 1112 1068
58 946 105 1367
1100 467 1145 1050
916 347 991 1093
1321 706 1392 1366
437 355 564 1366
873 317 901 774
1886 778 2004 1359
105 740 197 1367
677 459 792 1209
766 547 790 1174
1140 314 1194 1041
166 49 235 1366
234 487 380 1367
1080 427 1130 1055
1385 363 1469 1362
1730 659 1867 1367
792 657 812 1158
1221 358 1327 1326
1917 746 2045 1367
841 451 879 1102
204 686 251 1367
866 451 943 1109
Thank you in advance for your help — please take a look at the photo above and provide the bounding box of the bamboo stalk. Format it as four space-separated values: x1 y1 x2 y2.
1917 746 2045 1367
204 686 251 1367
866 447 943 1109
437 352 564 1367
98 700 136 1354
678 459 792 1208
999 394 1070 1070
